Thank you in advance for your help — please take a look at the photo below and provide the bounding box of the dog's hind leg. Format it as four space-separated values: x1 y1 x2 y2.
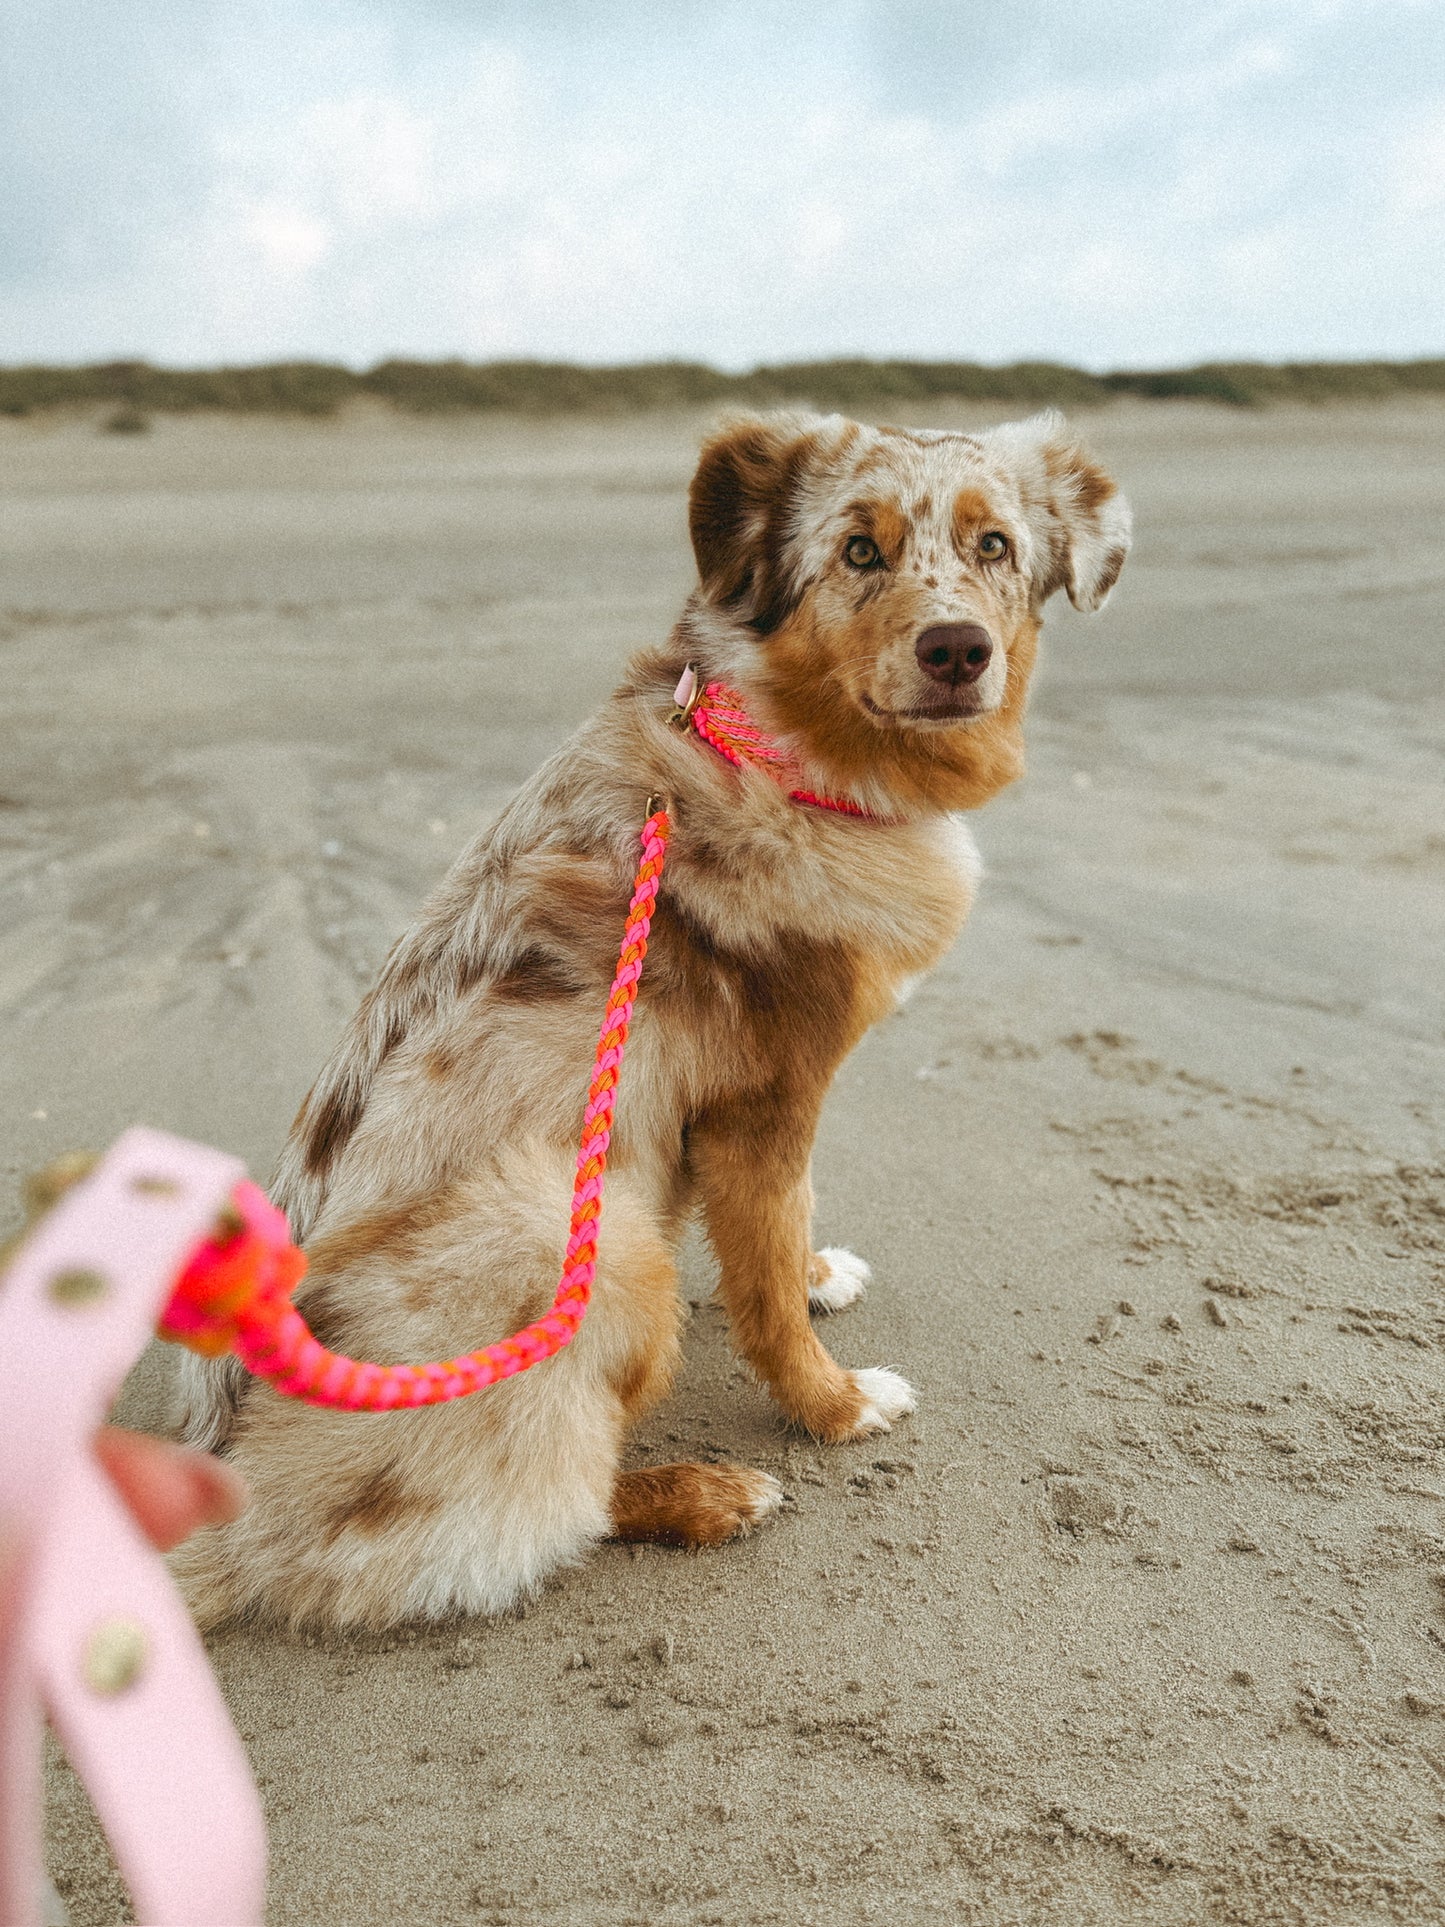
610 1462 783 1547
172 1170 693 1630
171 1349 625 1631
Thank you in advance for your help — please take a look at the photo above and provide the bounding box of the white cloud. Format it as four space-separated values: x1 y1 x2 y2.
300 94 439 227
1391 108 1445 213
239 203 331 273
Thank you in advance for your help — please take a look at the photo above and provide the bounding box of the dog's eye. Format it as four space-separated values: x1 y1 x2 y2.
844 535 882 570
979 531 1009 560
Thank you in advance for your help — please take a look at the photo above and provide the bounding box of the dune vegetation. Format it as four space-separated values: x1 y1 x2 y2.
1 354 1443 423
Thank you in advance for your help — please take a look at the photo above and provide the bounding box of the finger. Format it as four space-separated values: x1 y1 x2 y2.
93 1429 248 1553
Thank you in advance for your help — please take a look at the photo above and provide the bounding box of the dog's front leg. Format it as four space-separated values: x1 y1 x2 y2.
690 1092 915 1442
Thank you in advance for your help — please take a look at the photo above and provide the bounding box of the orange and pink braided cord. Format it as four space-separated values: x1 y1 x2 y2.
159 810 672 1409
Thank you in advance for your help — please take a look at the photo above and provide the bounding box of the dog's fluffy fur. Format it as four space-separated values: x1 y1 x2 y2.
172 409 1130 1630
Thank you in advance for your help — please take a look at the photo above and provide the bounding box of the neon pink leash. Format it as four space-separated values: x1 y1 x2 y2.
196 809 671 1408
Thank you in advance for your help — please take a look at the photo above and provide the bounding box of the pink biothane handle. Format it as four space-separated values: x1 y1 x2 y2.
0 1128 267 1927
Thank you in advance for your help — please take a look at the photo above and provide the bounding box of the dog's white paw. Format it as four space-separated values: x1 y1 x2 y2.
809 1247 871 1314
848 1367 917 1436
744 1472 786 1522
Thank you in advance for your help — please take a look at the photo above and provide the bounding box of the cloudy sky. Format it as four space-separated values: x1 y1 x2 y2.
2 0 1442 370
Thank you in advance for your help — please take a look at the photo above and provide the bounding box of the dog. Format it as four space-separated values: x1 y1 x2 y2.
173 407 1130 1630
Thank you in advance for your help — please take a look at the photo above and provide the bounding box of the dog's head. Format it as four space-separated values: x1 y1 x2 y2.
685 409 1130 812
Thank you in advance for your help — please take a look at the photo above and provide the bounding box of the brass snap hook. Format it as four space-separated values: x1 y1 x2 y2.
669 663 701 727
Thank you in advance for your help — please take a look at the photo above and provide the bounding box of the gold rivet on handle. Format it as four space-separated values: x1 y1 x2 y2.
130 1174 180 1198
83 1618 148 1696
20 1150 99 1221
47 1266 109 1307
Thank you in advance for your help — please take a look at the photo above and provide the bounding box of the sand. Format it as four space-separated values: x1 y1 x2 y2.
4 398 1444 1925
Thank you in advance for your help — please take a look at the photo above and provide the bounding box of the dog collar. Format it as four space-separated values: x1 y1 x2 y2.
671 666 890 823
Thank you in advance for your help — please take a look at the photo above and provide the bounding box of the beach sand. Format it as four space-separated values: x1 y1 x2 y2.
4 398 1444 1924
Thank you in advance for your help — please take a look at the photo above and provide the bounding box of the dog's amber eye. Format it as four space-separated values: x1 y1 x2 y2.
979 531 1009 560
844 535 881 570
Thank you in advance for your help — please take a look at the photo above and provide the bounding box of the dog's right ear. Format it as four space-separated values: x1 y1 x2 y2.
688 412 823 634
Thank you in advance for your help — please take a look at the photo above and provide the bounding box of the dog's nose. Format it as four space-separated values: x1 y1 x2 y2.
914 624 994 686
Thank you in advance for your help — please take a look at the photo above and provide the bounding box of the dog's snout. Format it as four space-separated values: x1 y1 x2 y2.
914 624 994 687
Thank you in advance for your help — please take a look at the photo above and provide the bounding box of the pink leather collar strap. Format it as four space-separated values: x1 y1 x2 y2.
0 1129 266 1927
673 666 893 823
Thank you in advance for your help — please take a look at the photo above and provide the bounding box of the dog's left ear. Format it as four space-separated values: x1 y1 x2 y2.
990 413 1132 612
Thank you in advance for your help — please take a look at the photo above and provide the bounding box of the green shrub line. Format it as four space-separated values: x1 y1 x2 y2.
2 354 1443 420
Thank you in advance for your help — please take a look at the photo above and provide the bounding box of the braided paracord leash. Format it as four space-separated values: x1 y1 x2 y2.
158 808 672 1409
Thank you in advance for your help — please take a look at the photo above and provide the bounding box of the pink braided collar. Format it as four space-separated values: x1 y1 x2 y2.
673 666 891 823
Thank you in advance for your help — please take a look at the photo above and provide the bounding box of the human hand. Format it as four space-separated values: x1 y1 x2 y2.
92 1428 247 1553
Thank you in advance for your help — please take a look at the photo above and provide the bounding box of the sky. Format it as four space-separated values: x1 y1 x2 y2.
2 0 1442 371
